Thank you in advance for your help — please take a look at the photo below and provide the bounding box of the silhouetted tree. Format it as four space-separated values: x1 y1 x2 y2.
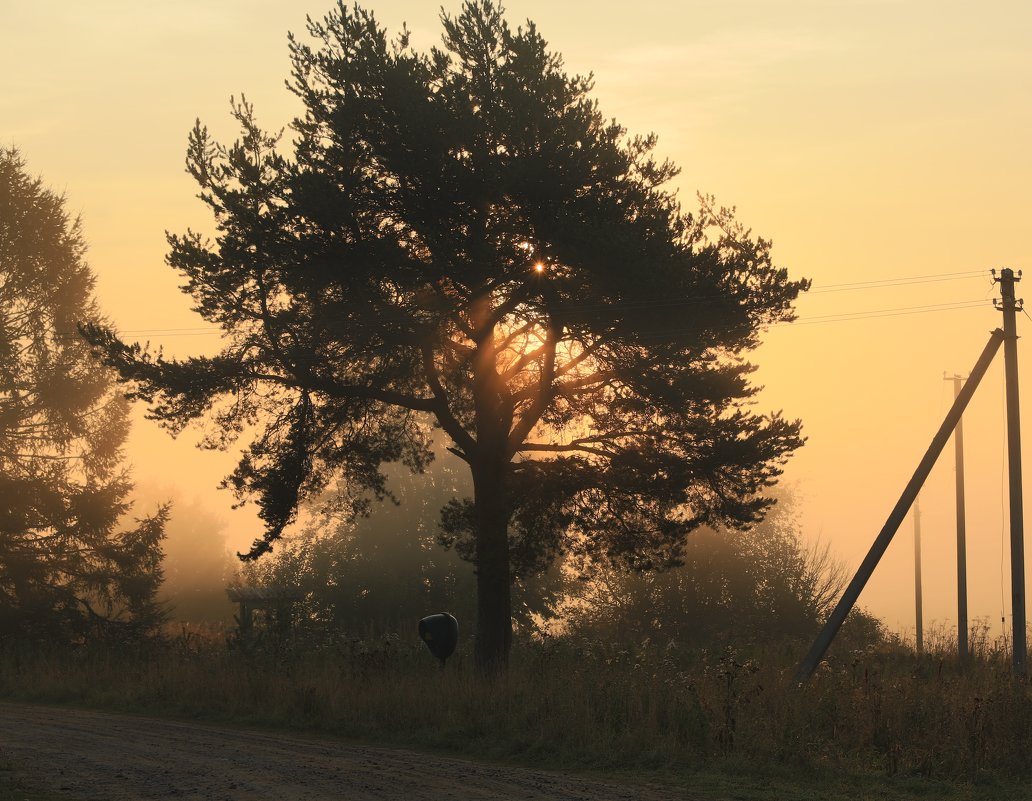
85 2 806 671
242 452 560 641
561 491 855 644
243 458 476 640
0 149 167 643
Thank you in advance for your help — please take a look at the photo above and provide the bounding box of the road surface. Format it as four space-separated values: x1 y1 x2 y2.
0 702 690 800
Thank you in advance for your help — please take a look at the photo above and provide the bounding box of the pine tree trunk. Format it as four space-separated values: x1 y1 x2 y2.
472 460 513 674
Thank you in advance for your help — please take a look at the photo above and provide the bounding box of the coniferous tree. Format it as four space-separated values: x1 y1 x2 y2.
0 149 167 643
86 2 806 671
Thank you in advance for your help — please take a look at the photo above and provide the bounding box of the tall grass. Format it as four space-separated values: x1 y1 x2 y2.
1 625 1030 784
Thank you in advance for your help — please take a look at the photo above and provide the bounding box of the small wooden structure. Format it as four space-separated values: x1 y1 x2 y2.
226 586 304 638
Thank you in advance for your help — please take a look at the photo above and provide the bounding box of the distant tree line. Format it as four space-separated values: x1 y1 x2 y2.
239 460 874 649
559 491 881 645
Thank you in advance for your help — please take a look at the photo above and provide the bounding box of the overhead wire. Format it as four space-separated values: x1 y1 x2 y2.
808 270 984 294
50 268 995 343
788 299 988 327
57 297 991 344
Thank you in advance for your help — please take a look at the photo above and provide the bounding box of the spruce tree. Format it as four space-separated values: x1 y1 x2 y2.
0 149 167 643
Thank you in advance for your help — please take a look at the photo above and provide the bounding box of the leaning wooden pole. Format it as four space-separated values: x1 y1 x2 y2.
794 327 1006 683
997 268 1027 675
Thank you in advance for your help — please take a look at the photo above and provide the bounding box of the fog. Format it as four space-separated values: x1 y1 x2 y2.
5 0 1032 636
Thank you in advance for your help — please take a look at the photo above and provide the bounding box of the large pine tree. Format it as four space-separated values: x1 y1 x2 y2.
86 2 807 671
0 149 166 643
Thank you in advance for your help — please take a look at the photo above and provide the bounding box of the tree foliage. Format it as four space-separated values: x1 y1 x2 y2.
0 149 167 643
242 458 478 641
85 2 807 670
241 453 561 641
561 491 854 645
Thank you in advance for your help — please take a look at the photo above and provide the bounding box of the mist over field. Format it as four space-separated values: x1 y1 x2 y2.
3 2 1032 798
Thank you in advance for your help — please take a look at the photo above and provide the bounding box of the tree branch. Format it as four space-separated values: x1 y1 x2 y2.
500 339 550 383
555 370 617 395
554 334 610 379
248 368 439 412
506 320 558 455
516 441 611 458
421 341 477 454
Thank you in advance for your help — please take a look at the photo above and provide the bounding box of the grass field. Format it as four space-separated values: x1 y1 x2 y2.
1 627 1030 800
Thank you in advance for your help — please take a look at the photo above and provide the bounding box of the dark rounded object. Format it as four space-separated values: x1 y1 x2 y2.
418 613 458 665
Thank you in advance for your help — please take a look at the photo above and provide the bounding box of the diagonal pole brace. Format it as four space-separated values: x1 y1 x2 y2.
794 327 1006 683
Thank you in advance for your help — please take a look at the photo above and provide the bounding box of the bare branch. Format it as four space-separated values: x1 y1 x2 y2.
516 441 611 458
421 341 477 453
506 321 559 455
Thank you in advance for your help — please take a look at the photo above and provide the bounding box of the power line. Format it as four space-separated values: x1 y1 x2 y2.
789 299 988 326
809 270 983 293
48 269 995 342
54 297 992 347
75 269 989 332
634 299 989 340
820 269 983 286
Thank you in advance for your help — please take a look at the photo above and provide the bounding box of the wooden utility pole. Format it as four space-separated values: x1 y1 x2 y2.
914 497 923 653
996 267 1026 675
793 328 1005 682
946 373 969 662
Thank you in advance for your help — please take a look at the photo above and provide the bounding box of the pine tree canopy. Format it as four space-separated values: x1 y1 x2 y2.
84 1 807 668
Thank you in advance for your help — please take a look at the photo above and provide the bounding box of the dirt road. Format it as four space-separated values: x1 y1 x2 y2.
0 702 689 800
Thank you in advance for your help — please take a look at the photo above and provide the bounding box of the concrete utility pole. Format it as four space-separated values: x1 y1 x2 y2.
914 497 923 654
946 373 969 662
995 267 1026 676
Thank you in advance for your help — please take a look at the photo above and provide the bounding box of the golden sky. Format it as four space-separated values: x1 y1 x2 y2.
4 0 1032 636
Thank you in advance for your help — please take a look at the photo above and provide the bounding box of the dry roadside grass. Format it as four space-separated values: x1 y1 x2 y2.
1 628 1030 800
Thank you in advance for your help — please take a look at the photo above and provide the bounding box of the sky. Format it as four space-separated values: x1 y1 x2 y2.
3 0 1032 638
